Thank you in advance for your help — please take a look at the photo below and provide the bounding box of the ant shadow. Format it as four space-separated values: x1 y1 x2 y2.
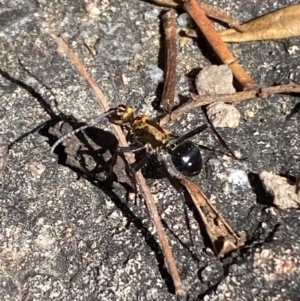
40 119 178 294
2 68 178 295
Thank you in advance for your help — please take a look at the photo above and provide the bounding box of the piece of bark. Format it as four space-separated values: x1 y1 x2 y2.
161 8 177 112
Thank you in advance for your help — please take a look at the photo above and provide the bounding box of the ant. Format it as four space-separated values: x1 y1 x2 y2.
50 103 243 265
51 104 211 178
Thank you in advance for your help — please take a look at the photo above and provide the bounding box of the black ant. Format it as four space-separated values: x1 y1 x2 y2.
51 104 210 177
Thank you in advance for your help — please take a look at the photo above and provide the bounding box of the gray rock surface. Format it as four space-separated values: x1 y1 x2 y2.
0 0 299 300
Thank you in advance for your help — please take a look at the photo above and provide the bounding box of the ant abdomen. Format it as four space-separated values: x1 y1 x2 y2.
171 140 202 177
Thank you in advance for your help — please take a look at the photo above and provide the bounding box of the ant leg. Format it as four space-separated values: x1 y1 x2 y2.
111 146 150 205
50 110 115 153
170 121 242 160
197 143 233 157
117 144 152 172
130 155 150 173
173 124 208 145
200 107 244 160
156 153 197 253
108 145 150 175
208 124 241 159
168 124 208 147
128 155 150 205
117 144 146 154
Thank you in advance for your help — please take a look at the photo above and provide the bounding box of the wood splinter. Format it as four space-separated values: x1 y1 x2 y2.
161 8 177 112
159 83 300 125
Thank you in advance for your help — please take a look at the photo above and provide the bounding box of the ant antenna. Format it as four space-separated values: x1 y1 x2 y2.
200 107 241 160
50 110 115 154
51 67 124 154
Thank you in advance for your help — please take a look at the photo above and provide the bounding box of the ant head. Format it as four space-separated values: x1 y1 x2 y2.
108 105 134 125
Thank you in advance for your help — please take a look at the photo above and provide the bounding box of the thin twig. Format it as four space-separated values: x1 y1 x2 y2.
160 83 300 125
161 8 177 112
52 35 185 296
182 0 256 90
150 0 182 8
0 135 8 176
200 2 244 32
258 83 300 97
150 0 243 31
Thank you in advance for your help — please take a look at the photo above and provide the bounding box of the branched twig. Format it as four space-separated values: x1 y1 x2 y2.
182 0 256 90
52 35 185 296
160 83 300 125
200 2 244 32
150 0 244 31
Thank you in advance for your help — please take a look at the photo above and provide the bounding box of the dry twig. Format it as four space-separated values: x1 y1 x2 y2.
161 8 177 112
0 135 8 176
160 83 300 125
182 0 256 90
52 35 185 296
150 0 243 31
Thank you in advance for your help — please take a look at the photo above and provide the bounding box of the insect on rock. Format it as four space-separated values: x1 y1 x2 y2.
51 104 208 178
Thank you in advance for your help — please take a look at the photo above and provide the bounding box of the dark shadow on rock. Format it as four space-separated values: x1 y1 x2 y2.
39 120 176 294
286 101 300 121
248 172 273 206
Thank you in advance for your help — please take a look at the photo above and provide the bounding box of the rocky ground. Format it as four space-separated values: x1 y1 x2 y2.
0 0 299 300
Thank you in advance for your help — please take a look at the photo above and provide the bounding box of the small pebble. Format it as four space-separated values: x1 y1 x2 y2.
177 13 194 27
206 101 241 128
195 65 236 96
260 171 300 209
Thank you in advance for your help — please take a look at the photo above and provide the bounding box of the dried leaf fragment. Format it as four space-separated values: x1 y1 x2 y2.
220 4 300 42
178 178 246 257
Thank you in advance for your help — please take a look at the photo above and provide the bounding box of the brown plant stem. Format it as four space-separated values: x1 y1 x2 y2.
161 8 177 112
52 35 185 296
160 83 300 125
150 0 243 31
182 0 256 90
